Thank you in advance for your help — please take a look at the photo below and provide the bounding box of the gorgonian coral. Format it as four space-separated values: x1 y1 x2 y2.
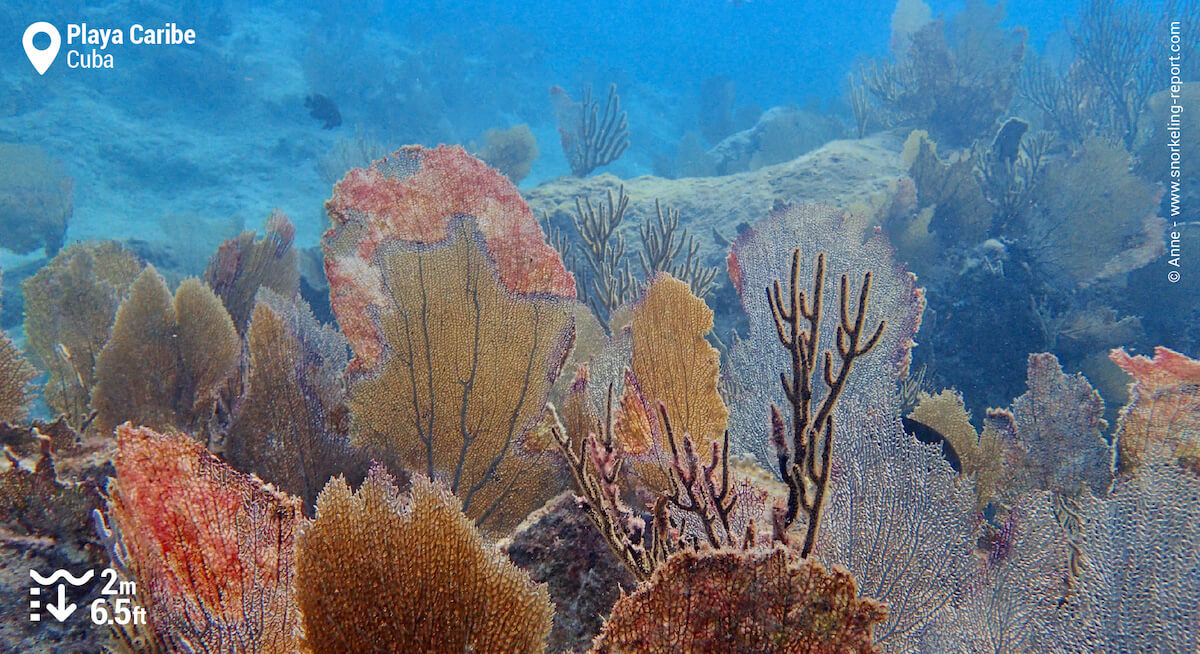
862 1 1027 147
296 468 553 654
1026 138 1164 285
1110 346 1200 475
550 84 630 177
0 332 35 424
324 145 576 531
90 268 240 441
724 203 923 471
1060 462 1200 651
203 210 300 335
621 273 727 489
107 424 301 653
224 289 365 513
1005 353 1113 498
590 545 887 654
908 389 1007 509
21 241 142 428
724 203 979 650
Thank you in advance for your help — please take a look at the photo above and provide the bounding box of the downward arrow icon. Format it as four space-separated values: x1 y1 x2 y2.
44 584 76 622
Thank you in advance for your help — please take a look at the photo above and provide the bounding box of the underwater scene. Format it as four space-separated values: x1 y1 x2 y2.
0 0 1198 651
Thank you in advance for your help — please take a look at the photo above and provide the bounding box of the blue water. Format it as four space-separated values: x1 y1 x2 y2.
0 0 1086 260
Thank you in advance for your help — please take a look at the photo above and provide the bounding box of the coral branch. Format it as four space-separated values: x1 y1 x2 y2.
552 84 630 177
766 249 885 558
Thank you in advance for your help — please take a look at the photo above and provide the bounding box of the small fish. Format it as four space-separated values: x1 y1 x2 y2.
711 227 731 248
902 416 962 473
305 94 342 130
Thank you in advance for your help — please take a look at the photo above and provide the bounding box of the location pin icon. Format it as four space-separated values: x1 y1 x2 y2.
23 22 61 75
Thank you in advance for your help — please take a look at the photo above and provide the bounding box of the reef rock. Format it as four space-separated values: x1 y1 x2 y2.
525 130 908 269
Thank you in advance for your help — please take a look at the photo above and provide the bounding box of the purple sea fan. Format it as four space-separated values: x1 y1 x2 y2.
724 203 977 651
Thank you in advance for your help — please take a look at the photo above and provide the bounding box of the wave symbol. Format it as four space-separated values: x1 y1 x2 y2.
29 569 95 586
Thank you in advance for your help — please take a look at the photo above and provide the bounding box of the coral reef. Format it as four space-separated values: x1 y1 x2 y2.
704 106 845 175
476 124 540 184
1110 346 1200 475
505 493 637 653
296 468 553 654
107 424 301 653
528 132 910 343
591 546 887 654
324 145 575 531
90 268 240 441
202 210 300 335
551 84 630 177
0 143 72 256
21 241 143 428
225 290 365 513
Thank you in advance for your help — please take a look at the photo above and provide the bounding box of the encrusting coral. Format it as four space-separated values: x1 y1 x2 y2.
506 492 638 653
590 545 887 654
90 267 240 442
202 210 300 335
21 241 143 429
224 289 365 513
106 424 301 653
296 468 554 654
324 145 576 531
